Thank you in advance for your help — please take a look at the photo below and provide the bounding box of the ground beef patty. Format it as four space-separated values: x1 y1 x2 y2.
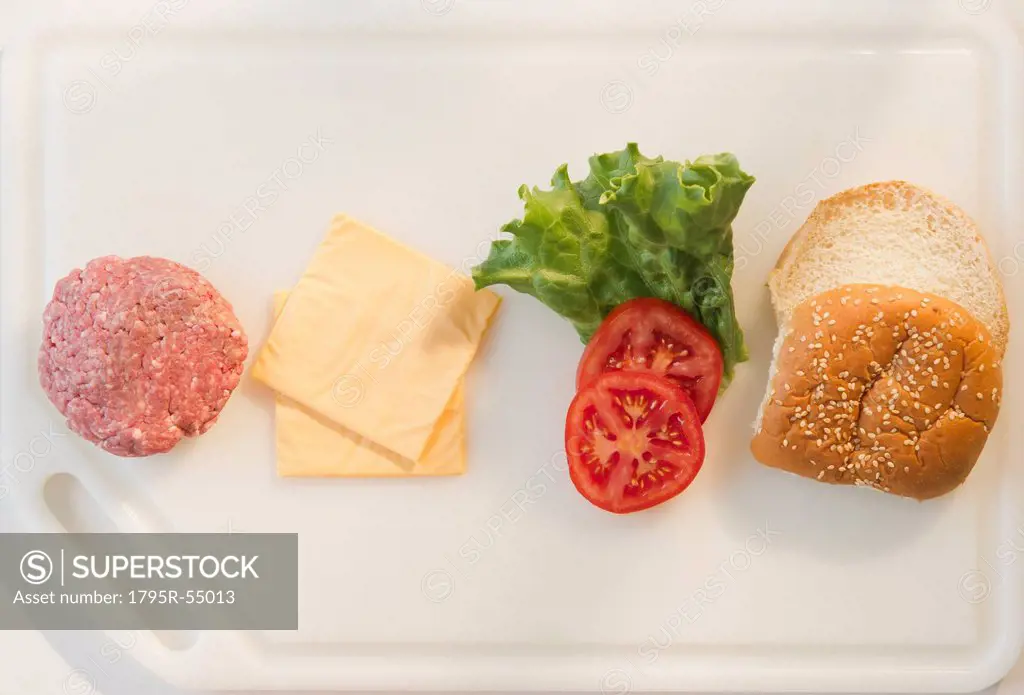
39 256 248 457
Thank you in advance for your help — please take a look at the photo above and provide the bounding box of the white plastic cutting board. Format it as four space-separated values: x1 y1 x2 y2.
2 1 1023 691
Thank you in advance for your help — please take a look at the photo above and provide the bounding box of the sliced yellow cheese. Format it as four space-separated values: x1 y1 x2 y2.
251 214 501 469
271 293 466 477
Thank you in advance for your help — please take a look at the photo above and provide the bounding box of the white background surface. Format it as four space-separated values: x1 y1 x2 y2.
2 0 1023 693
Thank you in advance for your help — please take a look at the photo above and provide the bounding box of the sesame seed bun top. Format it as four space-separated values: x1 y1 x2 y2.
751 284 1003 500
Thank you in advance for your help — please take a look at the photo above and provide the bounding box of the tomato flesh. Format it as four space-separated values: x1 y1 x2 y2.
566 371 705 514
576 298 724 422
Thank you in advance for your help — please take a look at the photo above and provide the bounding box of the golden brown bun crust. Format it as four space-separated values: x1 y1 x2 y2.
751 285 1003 500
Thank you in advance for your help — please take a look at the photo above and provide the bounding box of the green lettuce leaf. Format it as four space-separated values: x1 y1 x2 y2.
471 144 754 386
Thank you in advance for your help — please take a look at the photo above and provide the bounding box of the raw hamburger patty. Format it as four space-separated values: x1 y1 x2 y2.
39 256 248 457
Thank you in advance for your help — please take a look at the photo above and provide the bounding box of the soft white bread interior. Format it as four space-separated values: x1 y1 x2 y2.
768 181 1009 355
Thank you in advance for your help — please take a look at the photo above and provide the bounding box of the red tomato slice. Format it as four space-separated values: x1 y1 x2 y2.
565 370 706 514
576 298 724 422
